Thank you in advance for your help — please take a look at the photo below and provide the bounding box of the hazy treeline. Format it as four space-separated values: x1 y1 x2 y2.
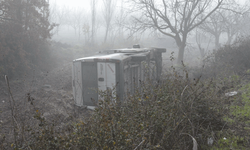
50 0 131 47
50 0 250 63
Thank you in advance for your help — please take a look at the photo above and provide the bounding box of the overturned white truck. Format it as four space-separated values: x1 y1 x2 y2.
72 45 166 106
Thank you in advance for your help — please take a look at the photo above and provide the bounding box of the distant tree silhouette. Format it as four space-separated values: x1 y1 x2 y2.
102 0 116 43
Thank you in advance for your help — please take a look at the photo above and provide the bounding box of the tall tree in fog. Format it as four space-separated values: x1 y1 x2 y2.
70 8 85 40
53 6 71 34
239 12 250 37
0 0 55 77
129 0 223 64
83 23 91 45
48 1 60 35
222 7 247 45
200 1 249 47
199 11 224 49
102 0 116 43
91 0 97 46
115 0 128 41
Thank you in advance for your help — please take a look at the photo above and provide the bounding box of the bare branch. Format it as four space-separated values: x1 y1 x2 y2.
129 0 223 63
189 0 223 32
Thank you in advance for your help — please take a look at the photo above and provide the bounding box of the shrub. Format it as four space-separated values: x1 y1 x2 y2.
2 66 244 149
61 67 227 149
200 38 250 79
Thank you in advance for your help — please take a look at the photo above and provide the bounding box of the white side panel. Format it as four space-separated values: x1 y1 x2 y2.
124 64 130 94
73 61 83 106
106 63 116 89
106 63 116 99
97 62 106 92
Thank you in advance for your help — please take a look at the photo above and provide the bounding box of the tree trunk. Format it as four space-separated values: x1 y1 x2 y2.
177 44 185 64
104 24 109 43
215 34 220 49
176 33 186 64
91 0 96 46
198 44 205 58
227 34 232 45
78 26 81 41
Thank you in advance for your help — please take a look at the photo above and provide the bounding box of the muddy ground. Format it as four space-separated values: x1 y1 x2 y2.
0 43 92 146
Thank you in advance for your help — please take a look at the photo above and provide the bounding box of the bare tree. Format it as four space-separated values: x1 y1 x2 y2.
195 28 213 67
69 8 85 40
83 22 91 45
90 0 97 46
200 1 249 47
129 0 223 64
113 0 130 46
223 10 242 45
221 5 249 45
53 5 71 34
116 0 125 37
199 11 224 49
102 0 116 43
239 12 250 38
48 1 60 35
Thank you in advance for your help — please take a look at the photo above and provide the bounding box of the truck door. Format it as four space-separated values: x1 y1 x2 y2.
82 62 98 106
72 61 83 106
97 62 116 98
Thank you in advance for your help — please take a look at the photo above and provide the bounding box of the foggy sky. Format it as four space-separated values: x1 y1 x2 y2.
50 0 247 8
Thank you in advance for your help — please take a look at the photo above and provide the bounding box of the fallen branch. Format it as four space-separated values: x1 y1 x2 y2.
5 75 19 148
180 133 198 150
134 139 145 150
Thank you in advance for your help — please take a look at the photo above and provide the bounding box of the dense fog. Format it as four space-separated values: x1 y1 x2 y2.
0 0 249 78
2 1 250 149
48 0 250 65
